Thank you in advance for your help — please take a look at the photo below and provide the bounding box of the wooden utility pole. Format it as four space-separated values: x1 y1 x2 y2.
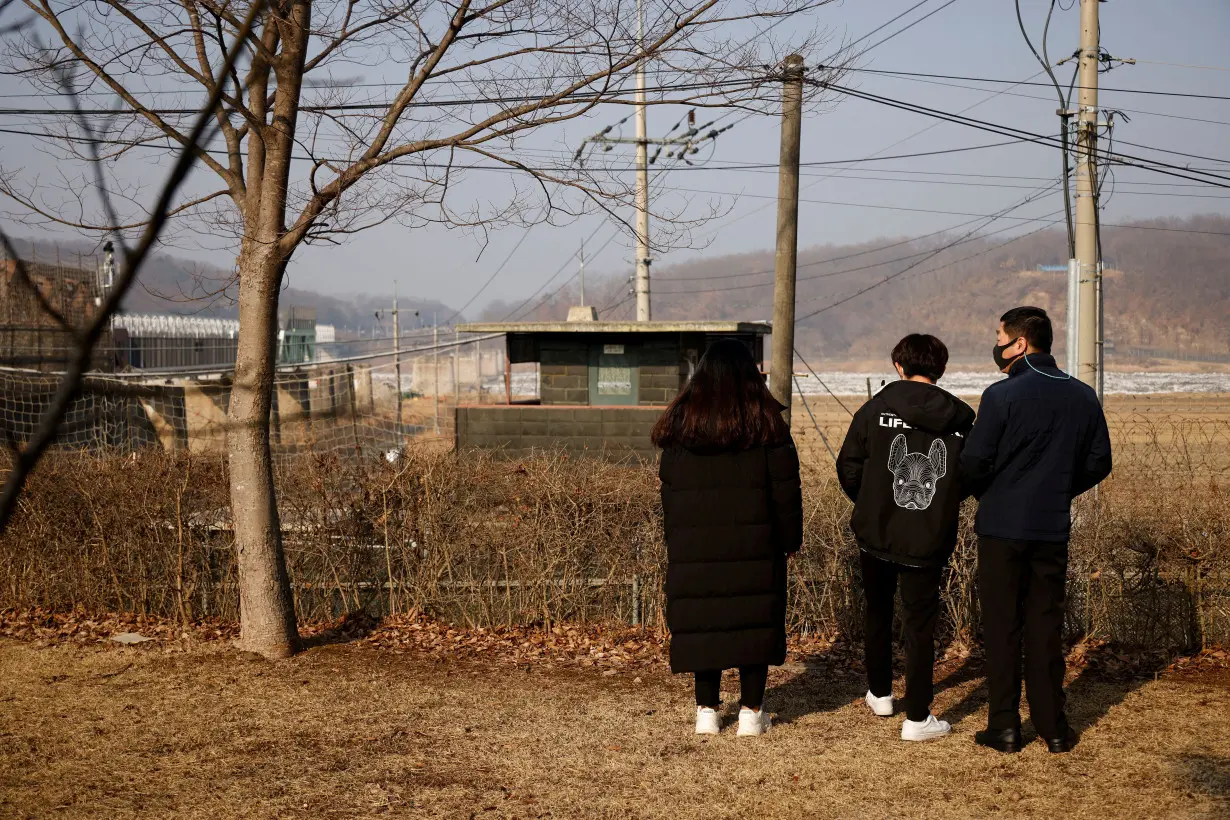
1075 0 1102 398
770 54 805 424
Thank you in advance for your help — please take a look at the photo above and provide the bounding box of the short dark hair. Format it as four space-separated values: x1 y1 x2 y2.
891 334 948 382
651 338 789 450
1000 306 1053 353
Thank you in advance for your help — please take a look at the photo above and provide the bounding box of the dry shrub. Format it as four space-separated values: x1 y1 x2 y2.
1 421 1227 650
0 452 230 619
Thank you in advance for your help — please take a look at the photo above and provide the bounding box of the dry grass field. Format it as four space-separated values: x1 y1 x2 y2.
789 392 1230 468
1 637 1228 819
1 392 1227 818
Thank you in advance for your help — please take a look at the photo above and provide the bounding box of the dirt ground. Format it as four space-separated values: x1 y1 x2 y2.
2 639 1228 819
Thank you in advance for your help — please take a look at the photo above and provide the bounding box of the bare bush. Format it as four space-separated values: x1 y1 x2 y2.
2 419 1227 650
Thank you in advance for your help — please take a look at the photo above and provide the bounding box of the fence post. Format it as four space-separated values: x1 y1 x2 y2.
346 364 359 455
631 573 641 626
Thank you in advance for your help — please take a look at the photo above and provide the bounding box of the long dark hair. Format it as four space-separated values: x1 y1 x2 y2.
651 338 790 450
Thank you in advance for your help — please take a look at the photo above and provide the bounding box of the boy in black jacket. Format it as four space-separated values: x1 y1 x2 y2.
837 334 975 741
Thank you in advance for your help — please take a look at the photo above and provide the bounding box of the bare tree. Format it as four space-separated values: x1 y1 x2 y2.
0 1 263 524
1 0 841 658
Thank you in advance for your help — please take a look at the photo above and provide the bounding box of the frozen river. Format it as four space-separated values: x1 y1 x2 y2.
494 370 1230 398
792 370 1230 397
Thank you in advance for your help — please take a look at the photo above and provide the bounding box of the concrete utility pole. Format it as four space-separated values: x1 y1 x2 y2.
574 3 738 323
633 0 651 321
770 55 805 425
432 312 440 436
579 239 586 306
452 328 459 407
473 338 481 404
1075 0 1102 398
393 282 403 443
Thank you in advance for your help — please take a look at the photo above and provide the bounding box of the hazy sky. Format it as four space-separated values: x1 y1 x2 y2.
1 0 1227 315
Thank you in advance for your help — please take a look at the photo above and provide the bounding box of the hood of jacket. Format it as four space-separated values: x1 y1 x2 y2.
877 380 975 436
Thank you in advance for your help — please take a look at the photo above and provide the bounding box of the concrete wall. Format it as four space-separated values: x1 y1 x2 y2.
455 405 661 460
407 346 504 397
534 336 695 407
637 335 691 405
539 339 589 405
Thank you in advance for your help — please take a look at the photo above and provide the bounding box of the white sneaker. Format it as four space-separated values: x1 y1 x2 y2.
901 714 952 741
695 706 720 735
736 707 771 737
865 691 894 717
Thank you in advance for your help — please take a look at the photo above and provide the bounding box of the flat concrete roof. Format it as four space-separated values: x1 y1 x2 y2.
457 320 772 335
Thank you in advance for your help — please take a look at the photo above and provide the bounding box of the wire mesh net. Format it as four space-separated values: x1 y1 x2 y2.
0 336 527 459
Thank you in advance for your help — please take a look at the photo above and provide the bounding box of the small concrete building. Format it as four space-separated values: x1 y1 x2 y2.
454 318 770 459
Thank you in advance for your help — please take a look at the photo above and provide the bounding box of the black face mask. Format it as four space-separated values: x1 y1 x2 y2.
992 337 1024 371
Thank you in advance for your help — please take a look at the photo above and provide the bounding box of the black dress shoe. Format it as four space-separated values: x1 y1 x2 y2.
1043 726 1077 754
975 728 1023 753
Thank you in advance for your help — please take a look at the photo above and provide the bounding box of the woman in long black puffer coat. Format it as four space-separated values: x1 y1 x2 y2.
653 338 803 737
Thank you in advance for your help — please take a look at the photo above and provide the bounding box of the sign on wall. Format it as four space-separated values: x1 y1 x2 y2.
597 367 633 395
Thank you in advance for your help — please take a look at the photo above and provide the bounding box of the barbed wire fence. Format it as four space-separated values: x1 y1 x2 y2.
0 330 532 460
0 256 1225 650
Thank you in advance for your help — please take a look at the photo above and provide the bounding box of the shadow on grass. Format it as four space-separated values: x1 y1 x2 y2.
766 650 868 725
300 610 382 650
1171 753 1230 817
767 647 989 726
932 655 990 727
938 642 1172 741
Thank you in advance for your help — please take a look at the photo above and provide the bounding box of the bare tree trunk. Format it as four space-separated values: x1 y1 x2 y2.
228 245 298 658
225 0 311 659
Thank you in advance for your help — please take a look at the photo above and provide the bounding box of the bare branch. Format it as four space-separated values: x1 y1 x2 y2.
0 0 266 533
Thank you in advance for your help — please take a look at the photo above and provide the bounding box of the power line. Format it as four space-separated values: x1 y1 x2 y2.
794 218 1064 323
818 82 1230 188
852 0 962 56
680 166 1230 197
794 348 854 418
444 227 536 325
671 182 1230 235
657 211 1008 284
838 0 938 53
1124 58 1230 73
657 186 1064 294
502 171 678 321
0 77 763 117
692 69 1052 242
707 209 1068 317
503 224 619 321
791 376 837 461
1105 138 1230 168
865 68 1230 129
0 66 782 100
0 126 1030 172
818 65 1230 103
669 185 1069 221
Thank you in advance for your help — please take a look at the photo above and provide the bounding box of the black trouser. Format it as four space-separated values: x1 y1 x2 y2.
978 536 1069 739
861 551 943 722
694 666 768 709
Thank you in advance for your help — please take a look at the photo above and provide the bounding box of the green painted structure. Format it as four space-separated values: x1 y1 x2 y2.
453 320 770 458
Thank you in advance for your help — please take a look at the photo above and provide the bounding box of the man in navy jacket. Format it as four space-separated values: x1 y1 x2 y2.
962 306 1112 754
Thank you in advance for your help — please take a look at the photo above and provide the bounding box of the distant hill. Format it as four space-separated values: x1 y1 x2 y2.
504 214 1230 364
11 213 1229 364
3 238 455 334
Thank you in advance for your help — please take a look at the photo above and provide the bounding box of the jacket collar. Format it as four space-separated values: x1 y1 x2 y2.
1008 353 1059 378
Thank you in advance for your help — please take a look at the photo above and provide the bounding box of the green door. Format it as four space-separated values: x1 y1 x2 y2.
589 343 638 406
